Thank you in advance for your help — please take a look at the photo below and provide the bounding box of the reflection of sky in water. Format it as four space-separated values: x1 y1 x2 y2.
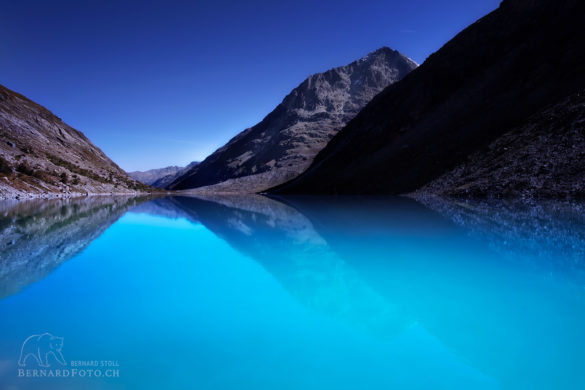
0 195 584 389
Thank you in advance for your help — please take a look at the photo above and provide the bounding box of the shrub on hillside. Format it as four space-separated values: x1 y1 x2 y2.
0 156 12 175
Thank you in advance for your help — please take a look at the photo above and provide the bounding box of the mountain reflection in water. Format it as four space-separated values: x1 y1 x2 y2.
168 194 585 389
1 194 584 389
0 196 148 299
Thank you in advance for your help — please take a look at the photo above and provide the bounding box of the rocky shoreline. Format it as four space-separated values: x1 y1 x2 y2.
0 183 165 200
0 186 153 200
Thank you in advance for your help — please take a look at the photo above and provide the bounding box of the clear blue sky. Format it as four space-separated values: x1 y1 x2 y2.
1 0 500 171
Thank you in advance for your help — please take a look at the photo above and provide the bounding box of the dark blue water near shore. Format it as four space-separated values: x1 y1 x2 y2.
1 195 584 389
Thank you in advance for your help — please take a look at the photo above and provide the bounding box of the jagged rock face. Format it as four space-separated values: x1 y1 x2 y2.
0 84 148 198
168 47 417 192
276 0 585 197
129 162 198 188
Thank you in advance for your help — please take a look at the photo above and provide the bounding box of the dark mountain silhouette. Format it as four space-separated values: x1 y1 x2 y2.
274 0 585 198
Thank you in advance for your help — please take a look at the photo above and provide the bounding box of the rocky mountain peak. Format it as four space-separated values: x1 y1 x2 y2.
168 47 417 192
361 46 413 63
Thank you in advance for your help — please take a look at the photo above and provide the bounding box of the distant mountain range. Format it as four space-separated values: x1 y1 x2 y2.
275 0 585 198
168 47 417 192
128 161 198 188
0 84 148 198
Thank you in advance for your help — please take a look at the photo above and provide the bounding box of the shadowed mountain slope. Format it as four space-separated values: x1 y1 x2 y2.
275 0 585 197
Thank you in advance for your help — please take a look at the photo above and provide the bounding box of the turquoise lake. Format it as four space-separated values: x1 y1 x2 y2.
0 195 584 389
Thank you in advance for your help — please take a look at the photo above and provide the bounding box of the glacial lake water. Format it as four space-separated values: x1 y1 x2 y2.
0 195 584 389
